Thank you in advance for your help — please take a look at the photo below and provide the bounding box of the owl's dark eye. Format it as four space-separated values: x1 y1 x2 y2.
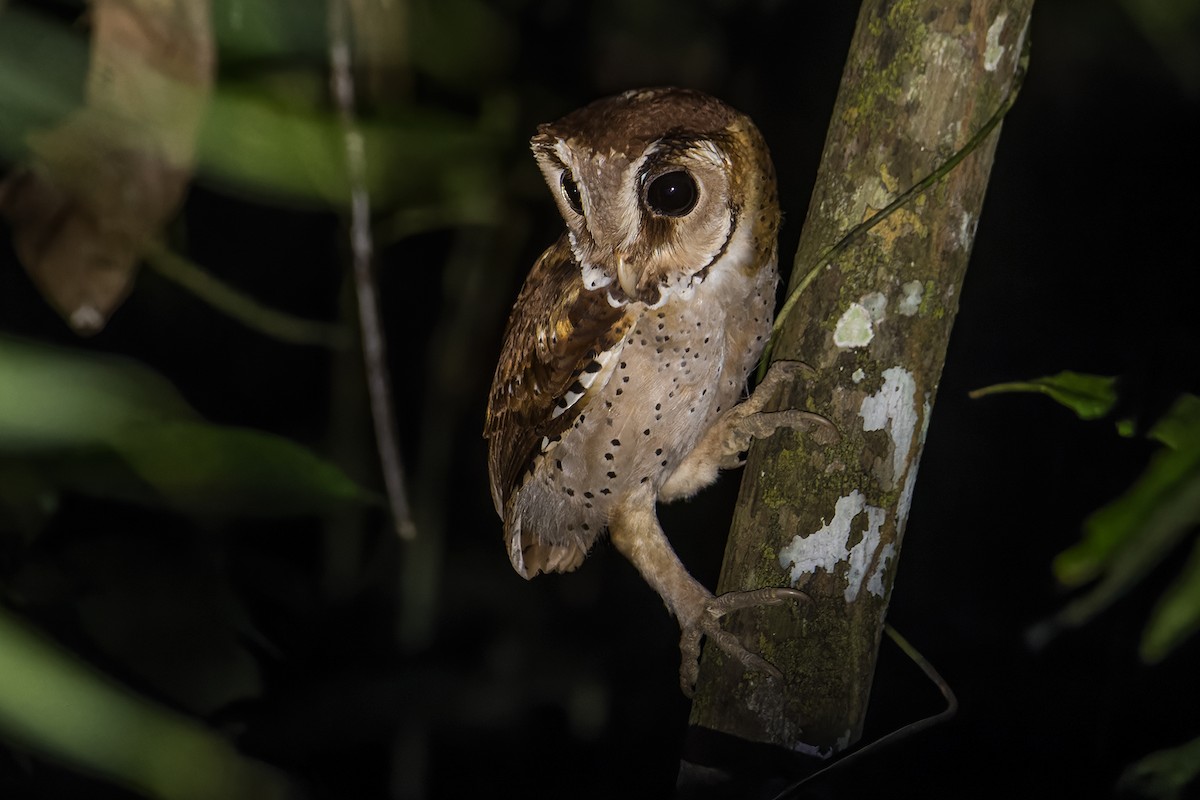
645 170 698 217
560 171 583 214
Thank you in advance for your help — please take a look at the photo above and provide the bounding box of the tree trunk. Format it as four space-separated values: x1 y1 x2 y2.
688 0 1033 760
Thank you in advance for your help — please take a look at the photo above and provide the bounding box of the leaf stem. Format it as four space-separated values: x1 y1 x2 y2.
143 240 351 349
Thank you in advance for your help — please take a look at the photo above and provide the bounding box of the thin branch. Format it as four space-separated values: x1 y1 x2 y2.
143 240 351 349
328 0 416 540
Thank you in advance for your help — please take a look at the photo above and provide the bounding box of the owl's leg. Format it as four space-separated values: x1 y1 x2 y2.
609 487 807 696
660 360 838 502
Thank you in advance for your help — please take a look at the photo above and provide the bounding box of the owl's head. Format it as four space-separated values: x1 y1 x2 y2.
531 87 779 306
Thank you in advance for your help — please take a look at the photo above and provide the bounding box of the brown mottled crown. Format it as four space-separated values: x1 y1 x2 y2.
532 87 744 155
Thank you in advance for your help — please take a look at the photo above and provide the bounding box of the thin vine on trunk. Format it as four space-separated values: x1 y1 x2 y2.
688 0 1034 759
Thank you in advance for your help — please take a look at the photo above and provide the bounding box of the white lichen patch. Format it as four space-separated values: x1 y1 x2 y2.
898 280 924 316
851 368 866 384
859 366 918 490
778 490 887 603
865 541 896 599
958 210 978 250
896 394 932 531
792 741 834 760
860 291 887 322
833 303 873 349
985 12 1008 72
906 32 969 151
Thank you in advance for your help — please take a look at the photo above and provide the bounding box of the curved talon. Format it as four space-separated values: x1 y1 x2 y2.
753 360 816 394
679 586 809 697
709 586 810 616
715 362 840 466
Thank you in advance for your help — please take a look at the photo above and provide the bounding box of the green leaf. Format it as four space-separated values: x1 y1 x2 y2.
968 371 1118 420
197 82 501 208
197 84 347 204
0 607 291 800
1148 394 1200 450
0 335 374 516
0 336 197 451
211 0 327 62
1117 735 1200 800
111 421 376 516
1054 439 1200 587
1141 536 1200 663
1043 447 1200 639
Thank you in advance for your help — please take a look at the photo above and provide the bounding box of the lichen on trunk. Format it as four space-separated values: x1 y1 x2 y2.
688 0 1034 757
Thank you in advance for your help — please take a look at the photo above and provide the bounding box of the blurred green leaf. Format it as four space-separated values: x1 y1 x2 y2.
410 0 516 90
969 371 1118 420
1119 0 1200 96
0 336 196 452
1023 388 1200 663
211 0 327 62
1054 441 1200 587
1054 401 1200 587
198 82 502 208
1118 734 1200 800
1149 393 1200 450
0 335 374 516
115 421 376 515
1141 536 1200 663
197 83 346 203
1028 437 1200 649
0 5 87 159
0 606 291 800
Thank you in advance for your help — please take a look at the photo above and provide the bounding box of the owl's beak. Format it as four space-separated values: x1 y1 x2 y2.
616 253 638 298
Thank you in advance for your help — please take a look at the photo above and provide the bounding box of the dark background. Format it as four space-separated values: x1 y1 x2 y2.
2 1 1199 798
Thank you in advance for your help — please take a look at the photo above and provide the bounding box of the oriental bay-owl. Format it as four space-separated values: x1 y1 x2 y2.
485 88 828 694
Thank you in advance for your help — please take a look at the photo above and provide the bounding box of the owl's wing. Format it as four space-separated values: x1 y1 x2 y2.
485 234 632 520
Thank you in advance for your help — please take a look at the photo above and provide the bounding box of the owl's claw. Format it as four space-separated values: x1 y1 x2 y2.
713 360 839 468
753 359 816 393
719 409 840 468
678 587 809 697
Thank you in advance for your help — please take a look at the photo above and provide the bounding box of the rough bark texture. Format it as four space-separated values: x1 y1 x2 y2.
688 0 1033 755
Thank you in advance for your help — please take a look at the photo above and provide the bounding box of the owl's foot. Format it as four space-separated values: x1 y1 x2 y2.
678 586 809 696
659 361 837 501
719 360 839 466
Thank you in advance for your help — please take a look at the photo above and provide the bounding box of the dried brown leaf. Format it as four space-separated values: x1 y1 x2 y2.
0 0 213 333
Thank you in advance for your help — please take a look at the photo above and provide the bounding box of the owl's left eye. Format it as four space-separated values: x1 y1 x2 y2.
645 170 698 217
560 171 583 214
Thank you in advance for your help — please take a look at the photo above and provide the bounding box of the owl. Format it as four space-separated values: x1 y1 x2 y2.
485 88 827 694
